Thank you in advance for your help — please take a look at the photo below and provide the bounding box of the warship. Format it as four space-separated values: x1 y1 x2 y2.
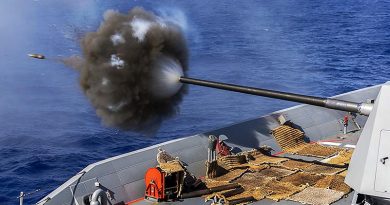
28 76 390 205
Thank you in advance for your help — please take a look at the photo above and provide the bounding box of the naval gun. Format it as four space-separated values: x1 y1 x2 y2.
180 76 373 116
180 77 390 204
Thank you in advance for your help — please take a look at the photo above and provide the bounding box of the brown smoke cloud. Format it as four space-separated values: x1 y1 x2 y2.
67 7 188 133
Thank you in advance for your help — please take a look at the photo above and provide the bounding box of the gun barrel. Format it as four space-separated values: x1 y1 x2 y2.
179 77 372 115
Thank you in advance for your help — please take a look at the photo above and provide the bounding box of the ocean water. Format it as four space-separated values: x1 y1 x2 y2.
0 0 390 204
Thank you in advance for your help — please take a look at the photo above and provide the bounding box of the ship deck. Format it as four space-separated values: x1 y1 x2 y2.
36 83 382 205
129 131 360 205
130 194 354 205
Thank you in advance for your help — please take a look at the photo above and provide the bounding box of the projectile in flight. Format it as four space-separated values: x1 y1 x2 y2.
28 54 45 59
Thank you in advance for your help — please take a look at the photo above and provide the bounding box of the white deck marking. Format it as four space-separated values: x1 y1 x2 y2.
319 142 342 146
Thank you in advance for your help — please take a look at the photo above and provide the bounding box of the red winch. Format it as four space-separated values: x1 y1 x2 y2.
144 161 185 202
144 168 165 201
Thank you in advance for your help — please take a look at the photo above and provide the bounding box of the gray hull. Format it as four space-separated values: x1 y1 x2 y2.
36 83 382 205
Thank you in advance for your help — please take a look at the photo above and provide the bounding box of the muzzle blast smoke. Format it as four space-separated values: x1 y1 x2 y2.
66 7 188 133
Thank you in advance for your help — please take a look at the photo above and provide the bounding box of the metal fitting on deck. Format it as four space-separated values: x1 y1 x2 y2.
208 135 217 162
343 115 349 135
90 189 108 205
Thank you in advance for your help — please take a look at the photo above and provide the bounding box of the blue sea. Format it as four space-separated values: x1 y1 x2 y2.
0 0 389 204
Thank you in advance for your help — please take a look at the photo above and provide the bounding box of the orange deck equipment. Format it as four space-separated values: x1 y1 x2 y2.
144 165 185 202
